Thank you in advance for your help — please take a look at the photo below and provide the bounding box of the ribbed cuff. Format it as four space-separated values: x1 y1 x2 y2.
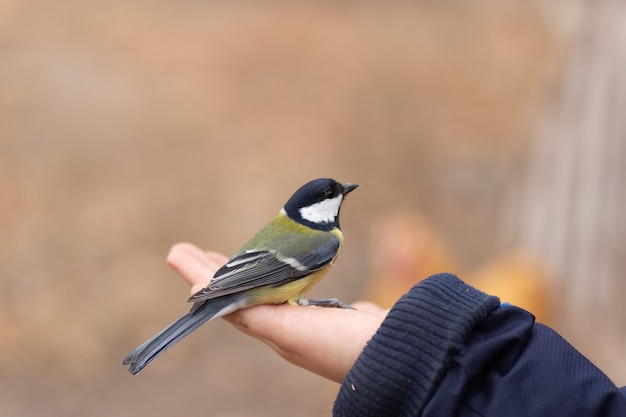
333 273 501 417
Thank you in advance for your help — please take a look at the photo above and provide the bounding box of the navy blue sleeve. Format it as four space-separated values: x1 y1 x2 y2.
333 273 626 417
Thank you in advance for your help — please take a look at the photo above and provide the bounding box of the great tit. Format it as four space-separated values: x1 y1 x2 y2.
123 178 358 374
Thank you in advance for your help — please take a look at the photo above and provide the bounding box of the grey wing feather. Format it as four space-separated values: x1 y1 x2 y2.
188 237 340 302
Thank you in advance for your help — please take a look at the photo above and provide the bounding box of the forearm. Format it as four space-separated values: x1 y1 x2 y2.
334 273 626 417
428 308 626 417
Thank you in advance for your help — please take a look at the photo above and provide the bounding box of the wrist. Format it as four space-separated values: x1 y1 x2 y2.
334 273 501 417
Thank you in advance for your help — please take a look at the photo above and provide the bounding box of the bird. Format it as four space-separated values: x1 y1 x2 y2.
123 178 359 374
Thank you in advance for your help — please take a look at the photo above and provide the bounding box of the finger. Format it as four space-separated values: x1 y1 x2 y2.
166 243 228 293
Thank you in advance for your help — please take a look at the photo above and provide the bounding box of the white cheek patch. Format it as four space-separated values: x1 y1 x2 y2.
299 195 343 224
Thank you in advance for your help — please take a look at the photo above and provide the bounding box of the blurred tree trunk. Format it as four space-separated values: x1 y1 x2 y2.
515 0 626 383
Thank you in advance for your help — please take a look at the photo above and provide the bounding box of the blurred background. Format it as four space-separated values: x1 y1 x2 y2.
1 0 624 416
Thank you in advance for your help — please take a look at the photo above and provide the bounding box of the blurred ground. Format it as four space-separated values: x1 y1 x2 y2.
0 1 611 416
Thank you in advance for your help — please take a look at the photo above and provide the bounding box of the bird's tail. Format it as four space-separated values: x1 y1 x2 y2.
123 294 246 374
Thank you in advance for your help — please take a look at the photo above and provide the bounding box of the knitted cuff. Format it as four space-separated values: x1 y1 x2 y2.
334 273 501 417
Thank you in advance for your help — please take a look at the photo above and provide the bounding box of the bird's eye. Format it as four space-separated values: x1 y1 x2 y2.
324 187 334 199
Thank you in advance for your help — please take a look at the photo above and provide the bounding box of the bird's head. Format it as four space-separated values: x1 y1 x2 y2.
282 178 359 231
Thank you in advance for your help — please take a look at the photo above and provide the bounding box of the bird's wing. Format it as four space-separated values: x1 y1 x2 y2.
187 234 340 302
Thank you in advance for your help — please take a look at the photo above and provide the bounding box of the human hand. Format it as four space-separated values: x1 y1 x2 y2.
166 242 387 383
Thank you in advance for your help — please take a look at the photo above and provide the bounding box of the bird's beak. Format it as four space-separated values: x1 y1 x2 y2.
341 182 359 196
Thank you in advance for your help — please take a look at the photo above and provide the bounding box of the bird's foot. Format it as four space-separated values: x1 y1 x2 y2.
297 298 355 309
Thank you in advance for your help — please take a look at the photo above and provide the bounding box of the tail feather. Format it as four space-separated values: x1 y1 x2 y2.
123 294 246 374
